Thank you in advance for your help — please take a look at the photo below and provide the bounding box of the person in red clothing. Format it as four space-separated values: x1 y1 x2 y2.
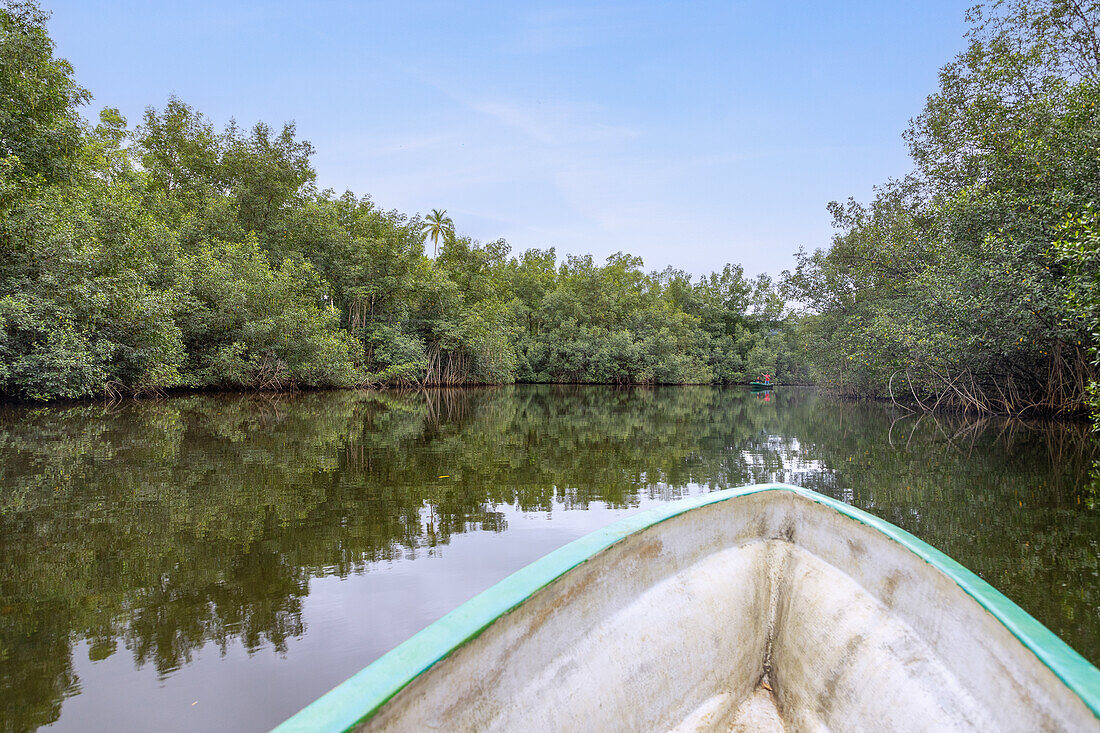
762 373 771 385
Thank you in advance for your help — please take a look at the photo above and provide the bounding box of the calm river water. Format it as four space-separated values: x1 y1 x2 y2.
1 386 1097 731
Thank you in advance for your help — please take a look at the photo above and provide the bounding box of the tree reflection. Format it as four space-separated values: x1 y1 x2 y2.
0 387 1096 730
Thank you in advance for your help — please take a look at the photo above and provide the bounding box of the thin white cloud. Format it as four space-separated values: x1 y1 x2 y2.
470 99 640 145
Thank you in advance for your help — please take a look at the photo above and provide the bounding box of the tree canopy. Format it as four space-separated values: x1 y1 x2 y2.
0 1 801 402
785 0 1100 417
2 0 1097 422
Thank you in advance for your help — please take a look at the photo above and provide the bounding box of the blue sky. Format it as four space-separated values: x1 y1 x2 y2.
43 1 969 277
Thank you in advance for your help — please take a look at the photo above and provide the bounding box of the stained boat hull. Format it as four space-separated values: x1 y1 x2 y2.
275 484 1100 732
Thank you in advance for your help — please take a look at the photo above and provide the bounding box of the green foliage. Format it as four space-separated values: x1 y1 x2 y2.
175 237 358 389
420 207 454 258
1 86 360 398
221 119 315 245
0 1 89 212
0 0 799 401
787 0 1100 415
1053 207 1100 421
0 160 185 399
515 253 709 384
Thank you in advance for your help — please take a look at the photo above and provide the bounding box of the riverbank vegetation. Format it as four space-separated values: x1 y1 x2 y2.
2 0 1098 420
786 0 1100 418
0 1 800 402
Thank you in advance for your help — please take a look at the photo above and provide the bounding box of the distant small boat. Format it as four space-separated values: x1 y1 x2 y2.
275 484 1100 732
749 381 775 389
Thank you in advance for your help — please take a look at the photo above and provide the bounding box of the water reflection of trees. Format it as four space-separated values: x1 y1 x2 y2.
0 387 1096 730
792 407 1099 662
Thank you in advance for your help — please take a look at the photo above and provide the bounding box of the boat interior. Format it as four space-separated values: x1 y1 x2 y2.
360 491 1095 732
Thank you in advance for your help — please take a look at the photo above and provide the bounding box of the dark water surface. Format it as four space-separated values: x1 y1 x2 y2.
1 386 1097 731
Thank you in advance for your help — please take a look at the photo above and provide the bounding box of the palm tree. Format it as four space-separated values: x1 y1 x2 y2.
421 208 454 258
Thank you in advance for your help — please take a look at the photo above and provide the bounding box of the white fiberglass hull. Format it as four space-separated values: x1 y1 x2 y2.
276 484 1100 732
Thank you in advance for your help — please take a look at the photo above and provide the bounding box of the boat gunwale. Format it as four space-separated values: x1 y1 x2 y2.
272 482 1100 732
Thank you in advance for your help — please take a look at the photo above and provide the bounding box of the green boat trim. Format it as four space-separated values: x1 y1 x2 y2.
749 381 775 388
272 483 1100 732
